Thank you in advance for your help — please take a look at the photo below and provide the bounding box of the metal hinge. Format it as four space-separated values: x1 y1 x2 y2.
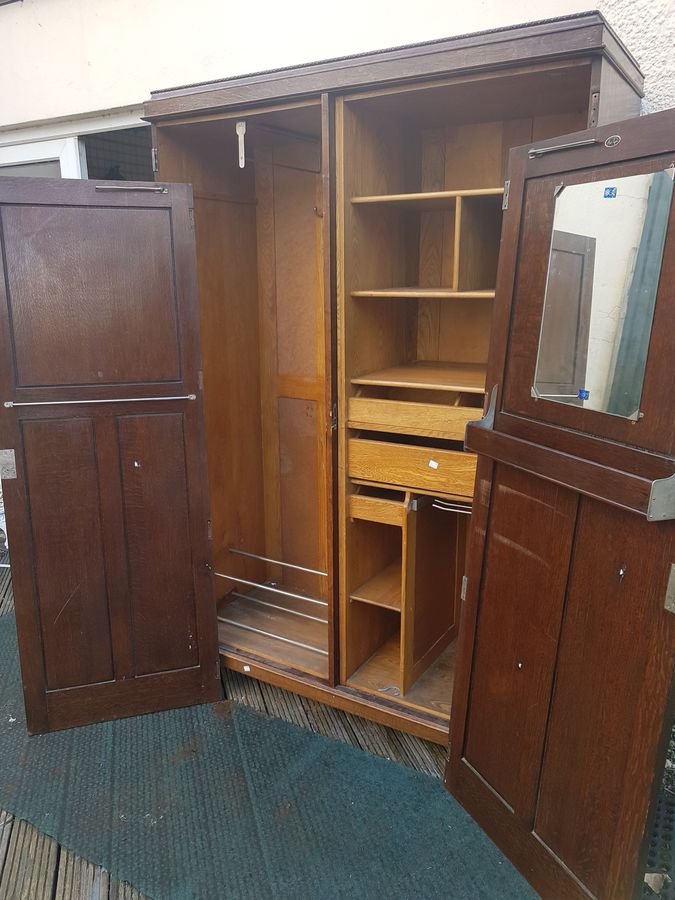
0 450 16 480
331 403 338 432
665 564 675 614
502 180 510 210
188 208 195 231
151 147 159 173
207 519 212 542
461 575 468 602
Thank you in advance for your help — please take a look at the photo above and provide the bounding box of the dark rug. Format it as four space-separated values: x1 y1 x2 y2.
0 614 537 899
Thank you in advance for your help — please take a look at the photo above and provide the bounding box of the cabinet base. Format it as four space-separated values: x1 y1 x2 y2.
219 646 450 744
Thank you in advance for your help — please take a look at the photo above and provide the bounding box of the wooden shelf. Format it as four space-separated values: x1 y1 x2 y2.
351 187 504 209
351 287 495 300
351 561 402 611
351 360 486 394
347 634 457 718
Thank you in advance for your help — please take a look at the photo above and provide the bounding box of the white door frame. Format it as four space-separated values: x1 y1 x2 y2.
0 136 85 177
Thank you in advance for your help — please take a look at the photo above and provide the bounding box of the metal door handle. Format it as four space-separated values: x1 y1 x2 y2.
4 394 196 408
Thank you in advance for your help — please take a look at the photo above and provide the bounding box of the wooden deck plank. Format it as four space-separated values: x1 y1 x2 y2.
0 819 58 900
0 811 13 884
54 848 109 900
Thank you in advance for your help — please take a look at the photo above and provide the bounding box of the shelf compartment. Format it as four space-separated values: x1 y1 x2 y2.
347 633 456 718
351 187 503 209
351 561 402 611
351 287 495 300
348 437 477 498
349 396 482 441
352 361 486 394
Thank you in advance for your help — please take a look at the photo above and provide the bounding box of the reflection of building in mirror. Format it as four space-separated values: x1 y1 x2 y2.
533 169 673 419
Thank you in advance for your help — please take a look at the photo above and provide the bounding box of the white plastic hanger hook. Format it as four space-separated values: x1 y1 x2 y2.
236 121 246 169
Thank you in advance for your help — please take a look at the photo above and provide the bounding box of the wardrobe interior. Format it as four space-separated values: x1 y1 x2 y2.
154 59 592 726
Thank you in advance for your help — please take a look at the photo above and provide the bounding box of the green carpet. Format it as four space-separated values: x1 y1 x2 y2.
0 615 537 899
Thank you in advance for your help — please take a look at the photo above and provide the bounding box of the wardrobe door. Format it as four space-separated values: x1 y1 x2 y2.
447 108 675 899
0 177 220 733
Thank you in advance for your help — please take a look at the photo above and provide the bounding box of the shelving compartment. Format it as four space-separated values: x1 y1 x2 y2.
344 489 467 715
157 101 331 680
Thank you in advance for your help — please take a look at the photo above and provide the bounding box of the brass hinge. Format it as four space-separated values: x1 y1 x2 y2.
151 147 159 173
461 575 468 602
502 180 510 210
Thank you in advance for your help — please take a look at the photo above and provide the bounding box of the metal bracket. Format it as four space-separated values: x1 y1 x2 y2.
472 385 498 432
0 450 16 480
665 565 675 614
647 472 675 522
236 121 247 169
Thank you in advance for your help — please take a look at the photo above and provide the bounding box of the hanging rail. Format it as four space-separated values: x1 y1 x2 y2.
212 572 327 606
229 590 327 624
227 546 327 577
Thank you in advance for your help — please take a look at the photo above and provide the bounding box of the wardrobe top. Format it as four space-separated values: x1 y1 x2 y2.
144 11 643 123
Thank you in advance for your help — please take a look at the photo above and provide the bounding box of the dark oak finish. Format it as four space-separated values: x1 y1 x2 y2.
463 465 577 820
0 177 221 733
144 13 642 121
448 108 675 899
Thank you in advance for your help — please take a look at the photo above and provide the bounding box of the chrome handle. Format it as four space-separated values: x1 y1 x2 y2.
95 184 168 193
4 394 196 409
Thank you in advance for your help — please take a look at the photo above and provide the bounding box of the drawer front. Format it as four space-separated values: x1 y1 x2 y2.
348 438 477 498
349 397 481 441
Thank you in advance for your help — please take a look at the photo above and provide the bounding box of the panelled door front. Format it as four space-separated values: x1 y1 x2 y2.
0 177 220 733
447 109 675 899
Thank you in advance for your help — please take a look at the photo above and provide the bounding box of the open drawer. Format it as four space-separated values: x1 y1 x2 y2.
348 437 477 498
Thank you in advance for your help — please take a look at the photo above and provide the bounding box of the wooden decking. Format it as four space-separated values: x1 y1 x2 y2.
0 569 446 898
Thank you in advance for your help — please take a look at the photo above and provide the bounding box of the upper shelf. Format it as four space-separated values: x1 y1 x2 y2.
352 360 487 394
351 287 495 300
351 187 504 210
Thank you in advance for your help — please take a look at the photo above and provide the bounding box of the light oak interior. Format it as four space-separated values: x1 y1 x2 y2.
337 66 589 718
157 101 330 680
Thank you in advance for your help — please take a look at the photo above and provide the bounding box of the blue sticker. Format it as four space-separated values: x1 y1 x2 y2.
578 389 590 400
604 187 617 198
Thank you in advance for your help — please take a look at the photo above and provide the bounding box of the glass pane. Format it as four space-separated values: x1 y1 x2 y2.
0 159 61 178
533 170 674 419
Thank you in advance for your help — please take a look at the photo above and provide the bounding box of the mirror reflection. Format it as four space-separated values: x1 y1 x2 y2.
533 169 673 419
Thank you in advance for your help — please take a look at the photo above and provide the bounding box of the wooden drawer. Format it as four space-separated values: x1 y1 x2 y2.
348 438 477 498
349 396 481 441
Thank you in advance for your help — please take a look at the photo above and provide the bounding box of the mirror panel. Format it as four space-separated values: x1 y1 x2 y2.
533 170 674 419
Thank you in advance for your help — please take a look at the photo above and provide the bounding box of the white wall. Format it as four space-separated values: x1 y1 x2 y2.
0 0 674 133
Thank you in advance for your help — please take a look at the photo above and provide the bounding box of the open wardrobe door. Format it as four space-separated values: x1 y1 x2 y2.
0 177 221 733
446 109 675 899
